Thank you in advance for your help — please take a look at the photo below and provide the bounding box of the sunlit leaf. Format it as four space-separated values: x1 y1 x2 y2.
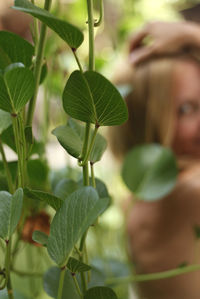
122 144 177 201
63 71 128 126
13 0 84 49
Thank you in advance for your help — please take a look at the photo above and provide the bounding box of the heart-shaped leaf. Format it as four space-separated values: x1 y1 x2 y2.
43 267 79 299
47 187 109 266
84 287 118 299
0 31 34 70
24 187 63 211
121 144 177 201
63 71 128 126
0 110 12 134
0 64 35 113
13 0 84 49
54 179 78 200
67 257 91 273
52 119 107 163
32 230 48 246
0 188 23 240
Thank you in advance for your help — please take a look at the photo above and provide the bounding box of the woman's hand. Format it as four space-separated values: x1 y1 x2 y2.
129 21 200 65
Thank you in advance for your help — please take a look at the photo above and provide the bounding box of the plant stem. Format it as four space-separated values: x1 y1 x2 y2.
0 138 14 193
94 0 104 27
5 239 13 299
12 116 23 188
72 275 83 298
72 49 84 73
82 126 98 165
106 264 200 285
26 0 52 126
90 162 96 188
87 0 95 71
83 162 89 186
57 266 66 299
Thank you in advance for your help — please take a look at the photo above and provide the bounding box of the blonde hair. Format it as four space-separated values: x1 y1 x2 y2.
109 54 200 160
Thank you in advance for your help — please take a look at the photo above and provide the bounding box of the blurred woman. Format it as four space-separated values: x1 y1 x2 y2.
110 51 200 299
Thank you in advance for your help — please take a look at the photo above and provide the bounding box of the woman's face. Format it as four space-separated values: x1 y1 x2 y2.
172 59 200 158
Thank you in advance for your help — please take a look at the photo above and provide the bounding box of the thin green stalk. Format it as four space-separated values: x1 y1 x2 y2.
81 126 98 165
12 116 23 188
72 275 83 298
106 264 200 285
90 162 96 188
18 114 27 187
26 0 52 126
87 0 95 71
94 0 104 27
57 266 66 299
83 163 89 186
72 49 84 73
5 239 13 299
0 138 14 193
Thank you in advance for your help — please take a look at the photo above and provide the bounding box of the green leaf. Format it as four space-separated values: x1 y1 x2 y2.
0 31 34 70
52 124 82 159
1 126 16 152
24 187 63 211
84 287 118 299
67 257 91 273
13 0 84 49
121 144 177 201
0 110 12 134
54 179 78 200
52 119 107 163
78 177 110 199
32 230 48 246
43 267 79 299
0 64 35 113
63 71 128 126
27 159 49 189
0 188 23 240
47 187 109 266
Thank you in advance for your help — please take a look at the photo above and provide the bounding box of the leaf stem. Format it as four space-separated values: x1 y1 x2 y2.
81 126 98 165
0 137 14 193
94 0 104 27
106 264 200 285
87 0 95 71
5 239 14 299
57 266 66 299
12 116 23 188
26 0 52 126
72 274 83 298
90 162 96 188
72 49 84 73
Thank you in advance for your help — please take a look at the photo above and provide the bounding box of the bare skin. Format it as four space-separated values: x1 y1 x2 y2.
129 21 200 65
